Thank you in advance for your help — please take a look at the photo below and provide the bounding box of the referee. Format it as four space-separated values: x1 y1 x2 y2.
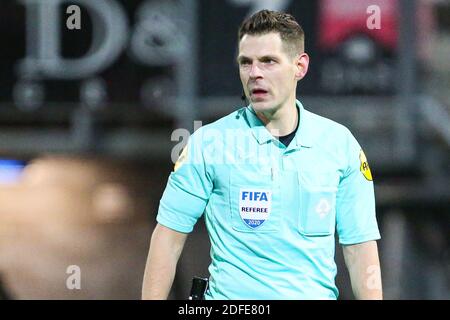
142 10 382 300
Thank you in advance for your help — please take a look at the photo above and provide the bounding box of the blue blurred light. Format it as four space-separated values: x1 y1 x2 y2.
0 160 27 184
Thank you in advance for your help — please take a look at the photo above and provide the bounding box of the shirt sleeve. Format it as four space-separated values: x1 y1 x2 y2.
156 129 213 233
336 130 381 245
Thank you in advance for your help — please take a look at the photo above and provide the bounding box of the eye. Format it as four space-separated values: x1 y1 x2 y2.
261 58 276 65
239 59 251 66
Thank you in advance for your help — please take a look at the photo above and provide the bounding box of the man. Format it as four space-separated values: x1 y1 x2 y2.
142 10 382 300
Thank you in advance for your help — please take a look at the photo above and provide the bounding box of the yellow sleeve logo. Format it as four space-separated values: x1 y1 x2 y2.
174 145 188 172
359 149 373 181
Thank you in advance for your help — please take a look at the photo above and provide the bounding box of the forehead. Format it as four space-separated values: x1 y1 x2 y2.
238 32 287 58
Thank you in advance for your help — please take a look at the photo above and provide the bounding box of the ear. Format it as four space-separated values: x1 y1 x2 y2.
294 53 309 81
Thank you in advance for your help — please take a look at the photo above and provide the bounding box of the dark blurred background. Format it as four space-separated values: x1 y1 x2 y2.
0 0 449 299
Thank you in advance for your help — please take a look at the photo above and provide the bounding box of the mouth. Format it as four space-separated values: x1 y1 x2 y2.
250 88 269 98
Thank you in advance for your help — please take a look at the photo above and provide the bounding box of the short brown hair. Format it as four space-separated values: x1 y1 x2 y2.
238 10 305 56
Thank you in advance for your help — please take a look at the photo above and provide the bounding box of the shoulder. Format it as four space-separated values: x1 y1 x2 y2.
304 108 354 144
190 107 246 140
186 107 246 156
303 109 362 171
200 107 246 131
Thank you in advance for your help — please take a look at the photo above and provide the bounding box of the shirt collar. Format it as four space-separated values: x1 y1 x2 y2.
244 99 314 148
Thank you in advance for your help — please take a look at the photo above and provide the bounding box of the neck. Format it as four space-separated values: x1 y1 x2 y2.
255 97 298 137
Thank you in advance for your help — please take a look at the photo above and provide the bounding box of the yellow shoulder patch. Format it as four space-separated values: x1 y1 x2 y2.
174 145 188 172
359 149 373 181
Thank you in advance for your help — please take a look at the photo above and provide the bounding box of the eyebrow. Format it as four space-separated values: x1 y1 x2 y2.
236 56 250 64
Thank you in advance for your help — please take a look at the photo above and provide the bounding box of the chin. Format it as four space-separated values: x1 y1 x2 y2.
250 100 277 112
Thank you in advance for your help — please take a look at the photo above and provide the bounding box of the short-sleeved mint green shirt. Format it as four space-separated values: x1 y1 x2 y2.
157 99 380 299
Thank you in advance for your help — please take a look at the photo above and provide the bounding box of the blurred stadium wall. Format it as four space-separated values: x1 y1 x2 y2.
0 0 449 299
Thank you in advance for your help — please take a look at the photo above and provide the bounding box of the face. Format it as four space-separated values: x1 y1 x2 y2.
237 32 308 114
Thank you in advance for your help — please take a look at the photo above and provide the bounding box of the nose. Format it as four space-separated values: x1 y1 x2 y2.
249 62 263 79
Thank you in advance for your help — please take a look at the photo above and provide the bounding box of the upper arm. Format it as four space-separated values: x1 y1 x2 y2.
342 240 381 278
157 129 214 233
342 241 381 281
342 240 378 258
336 131 380 245
151 223 189 258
